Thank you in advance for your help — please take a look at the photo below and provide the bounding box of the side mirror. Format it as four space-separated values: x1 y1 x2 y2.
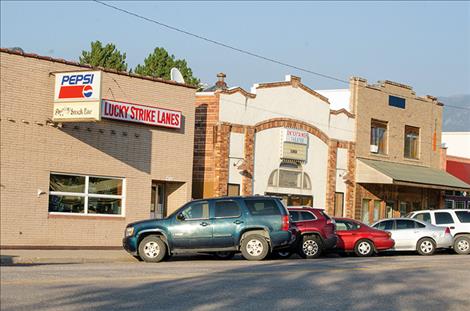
176 213 185 221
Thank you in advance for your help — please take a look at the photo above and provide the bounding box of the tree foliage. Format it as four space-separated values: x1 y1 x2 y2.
79 41 128 72
134 47 200 87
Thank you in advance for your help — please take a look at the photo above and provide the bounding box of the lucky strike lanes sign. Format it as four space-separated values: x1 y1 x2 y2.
101 99 182 129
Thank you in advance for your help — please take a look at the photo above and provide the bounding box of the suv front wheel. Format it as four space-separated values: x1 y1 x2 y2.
138 235 167 263
298 235 322 259
241 234 269 261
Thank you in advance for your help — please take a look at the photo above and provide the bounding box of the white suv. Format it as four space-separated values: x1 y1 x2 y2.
407 209 470 255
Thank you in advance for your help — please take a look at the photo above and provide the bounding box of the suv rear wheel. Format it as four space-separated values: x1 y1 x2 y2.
298 235 322 259
453 235 470 255
241 234 269 261
138 235 167 263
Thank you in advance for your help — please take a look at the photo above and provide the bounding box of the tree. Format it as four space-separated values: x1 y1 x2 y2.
134 47 200 87
80 41 128 72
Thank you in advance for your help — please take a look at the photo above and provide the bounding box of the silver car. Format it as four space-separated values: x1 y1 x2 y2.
371 218 453 255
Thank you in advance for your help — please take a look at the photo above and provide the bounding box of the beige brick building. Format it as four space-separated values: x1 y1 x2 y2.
0 49 196 248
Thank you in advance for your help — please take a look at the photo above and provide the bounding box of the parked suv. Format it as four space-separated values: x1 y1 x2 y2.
283 207 337 259
123 196 297 262
407 209 470 254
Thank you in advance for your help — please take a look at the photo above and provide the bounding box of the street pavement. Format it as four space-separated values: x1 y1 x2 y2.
1 253 469 311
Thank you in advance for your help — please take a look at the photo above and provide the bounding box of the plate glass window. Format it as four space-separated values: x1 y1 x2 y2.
49 173 124 215
404 126 420 159
370 119 388 154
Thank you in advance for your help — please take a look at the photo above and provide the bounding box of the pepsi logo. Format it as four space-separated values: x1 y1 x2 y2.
82 85 93 98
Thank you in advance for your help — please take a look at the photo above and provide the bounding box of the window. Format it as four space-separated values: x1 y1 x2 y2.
414 212 431 223
334 193 344 217
435 212 454 225
279 170 301 188
337 220 360 230
415 222 426 228
389 95 406 109
373 200 381 222
396 220 415 230
404 126 420 159
181 201 209 220
399 202 408 217
245 199 281 216
445 200 454 209
267 163 311 190
335 221 348 231
300 211 316 221
290 211 300 222
227 184 240 196
370 119 388 154
386 201 394 218
375 220 393 230
361 199 370 223
456 201 465 209
456 211 470 223
215 200 241 218
49 173 124 215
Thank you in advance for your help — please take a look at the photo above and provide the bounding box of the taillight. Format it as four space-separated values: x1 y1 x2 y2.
445 227 451 235
281 215 289 231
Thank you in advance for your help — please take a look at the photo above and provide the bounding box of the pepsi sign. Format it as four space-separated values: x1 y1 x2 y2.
54 71 101 102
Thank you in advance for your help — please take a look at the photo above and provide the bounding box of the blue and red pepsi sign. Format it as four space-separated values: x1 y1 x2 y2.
54 71 101 102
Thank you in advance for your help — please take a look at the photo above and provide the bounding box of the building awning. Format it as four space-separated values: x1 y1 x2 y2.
356 158 470 191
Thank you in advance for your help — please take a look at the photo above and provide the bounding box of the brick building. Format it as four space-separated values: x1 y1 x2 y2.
0 49 196 248
193 74 470 222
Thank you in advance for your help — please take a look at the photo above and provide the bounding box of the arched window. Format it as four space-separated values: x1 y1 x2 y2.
267 162 311 190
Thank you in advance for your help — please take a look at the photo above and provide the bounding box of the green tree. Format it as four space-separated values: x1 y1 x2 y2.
134 47 200 87
80 41 128 72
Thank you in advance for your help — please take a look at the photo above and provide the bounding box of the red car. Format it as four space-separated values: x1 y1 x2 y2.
333 217 395 257
281 207 338 259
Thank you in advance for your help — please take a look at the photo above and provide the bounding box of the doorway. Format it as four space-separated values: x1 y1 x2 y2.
151 182 166 219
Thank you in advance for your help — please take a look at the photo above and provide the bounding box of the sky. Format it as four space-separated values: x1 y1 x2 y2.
1 1 469 97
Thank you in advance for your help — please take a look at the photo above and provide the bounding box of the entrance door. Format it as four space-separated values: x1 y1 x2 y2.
151 182 166 219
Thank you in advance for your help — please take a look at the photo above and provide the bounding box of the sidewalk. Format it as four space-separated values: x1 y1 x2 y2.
0 249 135 265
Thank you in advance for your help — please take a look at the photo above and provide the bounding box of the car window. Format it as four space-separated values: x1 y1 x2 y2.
455 211 470 223
290 211 300 222
335 221 348 231
396 220 415 229
413 212 431 223
214 200 241 218
300 211 316 221
346 221 360 230
181 201 209 220
374 220 393 230
415 222 426 228
245 199 281 216
320 211 331 220
435 212 454 225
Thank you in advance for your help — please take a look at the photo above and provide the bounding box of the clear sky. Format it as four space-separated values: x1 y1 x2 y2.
1 1 469 96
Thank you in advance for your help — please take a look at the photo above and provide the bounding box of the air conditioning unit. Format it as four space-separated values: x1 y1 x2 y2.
370 145 379 153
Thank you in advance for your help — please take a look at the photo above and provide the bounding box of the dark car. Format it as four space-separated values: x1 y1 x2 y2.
333 217 395 256
277 206 337 259
123 196 297 262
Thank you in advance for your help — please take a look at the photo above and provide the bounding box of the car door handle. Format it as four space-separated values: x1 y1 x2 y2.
234 220 244 225
200 222 209 227
449 226 455 229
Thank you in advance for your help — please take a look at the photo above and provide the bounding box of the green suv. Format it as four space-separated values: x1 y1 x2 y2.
123 196 296 262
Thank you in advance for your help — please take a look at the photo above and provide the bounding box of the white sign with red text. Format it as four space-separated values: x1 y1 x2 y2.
281 128 308 145
101 99 182 129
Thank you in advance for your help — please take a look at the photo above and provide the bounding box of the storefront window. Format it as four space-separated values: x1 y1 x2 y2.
49 173 124 216
404 125 420 159
373 200 381 222
362 199 370 224
445 200 454 209
370 119 388 154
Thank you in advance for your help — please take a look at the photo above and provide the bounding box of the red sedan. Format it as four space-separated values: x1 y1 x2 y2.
333 217 395 257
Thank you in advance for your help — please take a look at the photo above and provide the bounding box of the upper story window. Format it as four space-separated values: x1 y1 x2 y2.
389 95 406 109
268 162 312 190
49 173 124 216
404 125 420 159
370 119 388 155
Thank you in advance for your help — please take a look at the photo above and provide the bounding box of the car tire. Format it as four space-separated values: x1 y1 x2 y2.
453 235 470 255
416 238 436 256
354 239 375 257
240 234 269 261
298 235 322 259
213 251 236 260
138 235 167 263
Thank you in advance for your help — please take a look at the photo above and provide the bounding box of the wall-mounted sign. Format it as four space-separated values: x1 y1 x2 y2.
282 142 308 161
101 99 182 129
281 128 308 145
52 71 102 122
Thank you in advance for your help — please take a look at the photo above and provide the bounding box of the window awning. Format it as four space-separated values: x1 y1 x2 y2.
356 158 470 191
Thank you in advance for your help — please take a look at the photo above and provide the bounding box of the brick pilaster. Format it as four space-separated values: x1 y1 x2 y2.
345 143 357 218
242 127 255 195
213 123 231 196
325 141 338 214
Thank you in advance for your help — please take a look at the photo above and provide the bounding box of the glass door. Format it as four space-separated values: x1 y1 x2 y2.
151 182 166 219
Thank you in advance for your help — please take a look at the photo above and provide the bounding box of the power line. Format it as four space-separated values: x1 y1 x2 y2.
93 0 470 112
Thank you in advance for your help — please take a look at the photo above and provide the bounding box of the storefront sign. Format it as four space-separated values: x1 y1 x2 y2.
282 142 308 161
52 102 101 122
281 128 308 145
101 99 182 129
52 71 102 122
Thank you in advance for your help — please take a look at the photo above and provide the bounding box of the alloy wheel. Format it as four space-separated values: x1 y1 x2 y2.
420 240 434 254
303 240 319 256
457 239 470 252
358 241 372 255
144 241 160 258
246 239 263 256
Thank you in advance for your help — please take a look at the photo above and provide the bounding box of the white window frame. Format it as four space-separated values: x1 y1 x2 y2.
49 172 126 217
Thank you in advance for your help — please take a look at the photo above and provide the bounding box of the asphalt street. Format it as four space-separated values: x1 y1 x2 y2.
1 253 469 311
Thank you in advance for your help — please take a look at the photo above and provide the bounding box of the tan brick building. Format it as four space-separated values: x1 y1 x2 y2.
0 49 196 248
